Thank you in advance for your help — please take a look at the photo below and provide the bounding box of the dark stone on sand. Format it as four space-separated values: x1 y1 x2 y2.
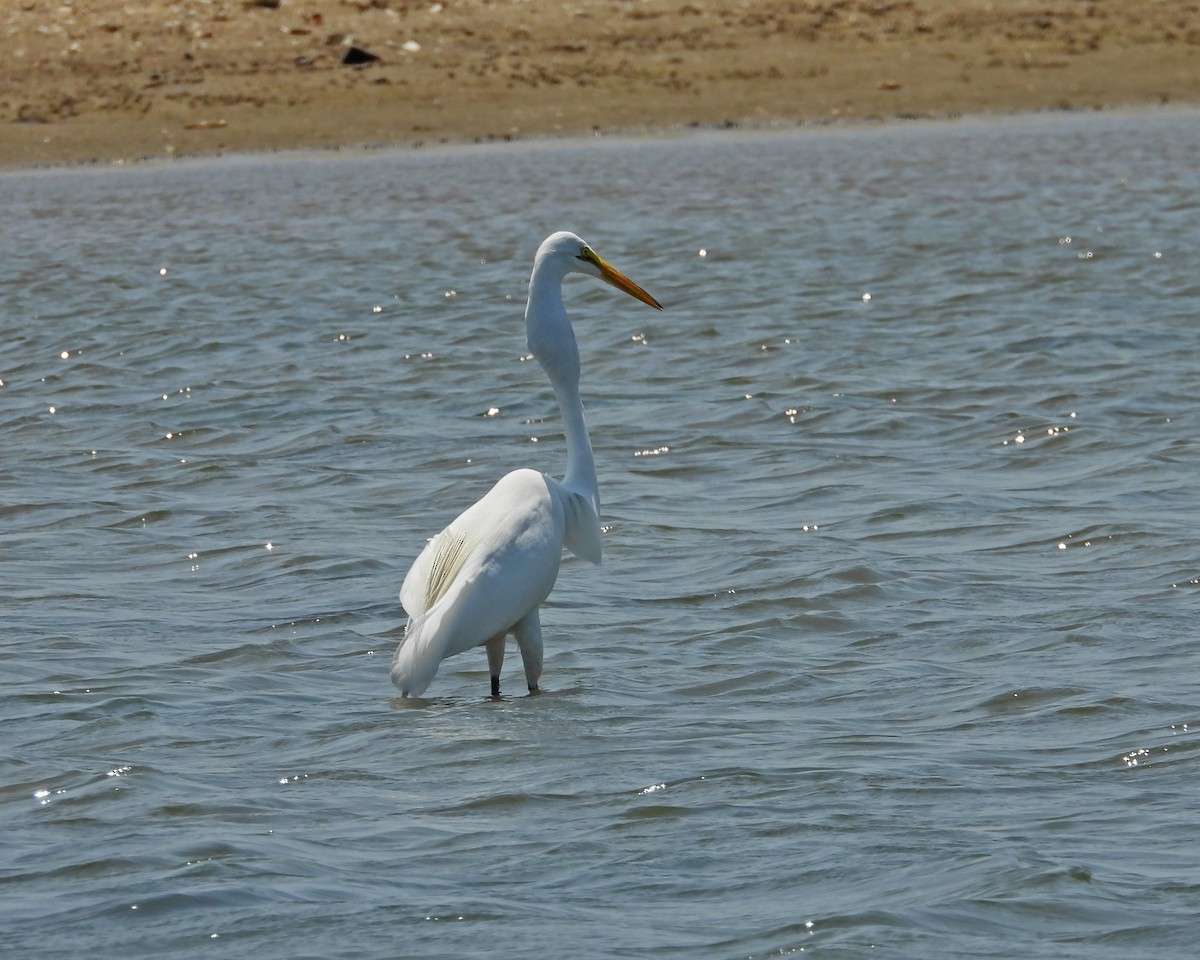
341 46 380 66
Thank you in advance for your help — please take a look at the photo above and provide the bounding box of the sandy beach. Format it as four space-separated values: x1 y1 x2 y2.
2 0 1198 168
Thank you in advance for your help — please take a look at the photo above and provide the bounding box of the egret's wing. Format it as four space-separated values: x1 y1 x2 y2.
392 536 557 698
392 470 565 696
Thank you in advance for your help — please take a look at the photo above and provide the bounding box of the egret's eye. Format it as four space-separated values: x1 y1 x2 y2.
576 247 595 263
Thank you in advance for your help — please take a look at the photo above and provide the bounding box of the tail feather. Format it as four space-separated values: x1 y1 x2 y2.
389 606 450 697
394 525 475 697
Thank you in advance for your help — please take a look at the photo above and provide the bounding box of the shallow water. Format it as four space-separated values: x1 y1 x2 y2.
3 110 1200 958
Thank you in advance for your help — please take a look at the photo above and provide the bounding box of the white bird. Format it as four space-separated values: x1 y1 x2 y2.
391 231 663 698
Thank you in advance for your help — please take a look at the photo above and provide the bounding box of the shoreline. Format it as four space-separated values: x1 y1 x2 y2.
4 1 1198 171
9 102 1197 177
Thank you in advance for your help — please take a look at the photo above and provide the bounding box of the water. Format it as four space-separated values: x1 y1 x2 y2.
3 110 1199 958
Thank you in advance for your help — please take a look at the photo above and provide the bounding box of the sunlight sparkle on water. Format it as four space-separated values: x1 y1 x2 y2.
1122 748 1150 767
1004 414 1074 445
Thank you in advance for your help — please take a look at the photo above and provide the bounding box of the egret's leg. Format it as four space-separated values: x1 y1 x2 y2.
513 608 544 694
485 634 505 697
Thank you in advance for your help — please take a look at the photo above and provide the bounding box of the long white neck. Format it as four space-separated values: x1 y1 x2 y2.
525 254 600 516
553 375 599 516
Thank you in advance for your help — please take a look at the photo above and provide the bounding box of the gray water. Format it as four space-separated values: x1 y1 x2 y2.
3 110 1199 958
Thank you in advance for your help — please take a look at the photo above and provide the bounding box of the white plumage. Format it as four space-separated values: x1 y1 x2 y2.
391 232 662 697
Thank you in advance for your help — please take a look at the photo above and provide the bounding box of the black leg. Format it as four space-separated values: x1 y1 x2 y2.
490 675 501 698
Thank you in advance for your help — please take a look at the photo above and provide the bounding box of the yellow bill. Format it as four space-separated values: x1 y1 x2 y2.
579 248 664 311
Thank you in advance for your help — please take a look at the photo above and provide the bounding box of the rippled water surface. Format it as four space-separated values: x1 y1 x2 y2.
4 110 1200 958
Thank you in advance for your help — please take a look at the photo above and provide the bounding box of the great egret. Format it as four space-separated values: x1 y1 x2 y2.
390 231 663 698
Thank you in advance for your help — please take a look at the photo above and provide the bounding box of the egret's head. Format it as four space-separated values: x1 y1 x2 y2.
536 231 664 311
528 232 663 386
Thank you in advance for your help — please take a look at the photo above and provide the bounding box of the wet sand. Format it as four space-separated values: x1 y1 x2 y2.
2 0 1198 168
